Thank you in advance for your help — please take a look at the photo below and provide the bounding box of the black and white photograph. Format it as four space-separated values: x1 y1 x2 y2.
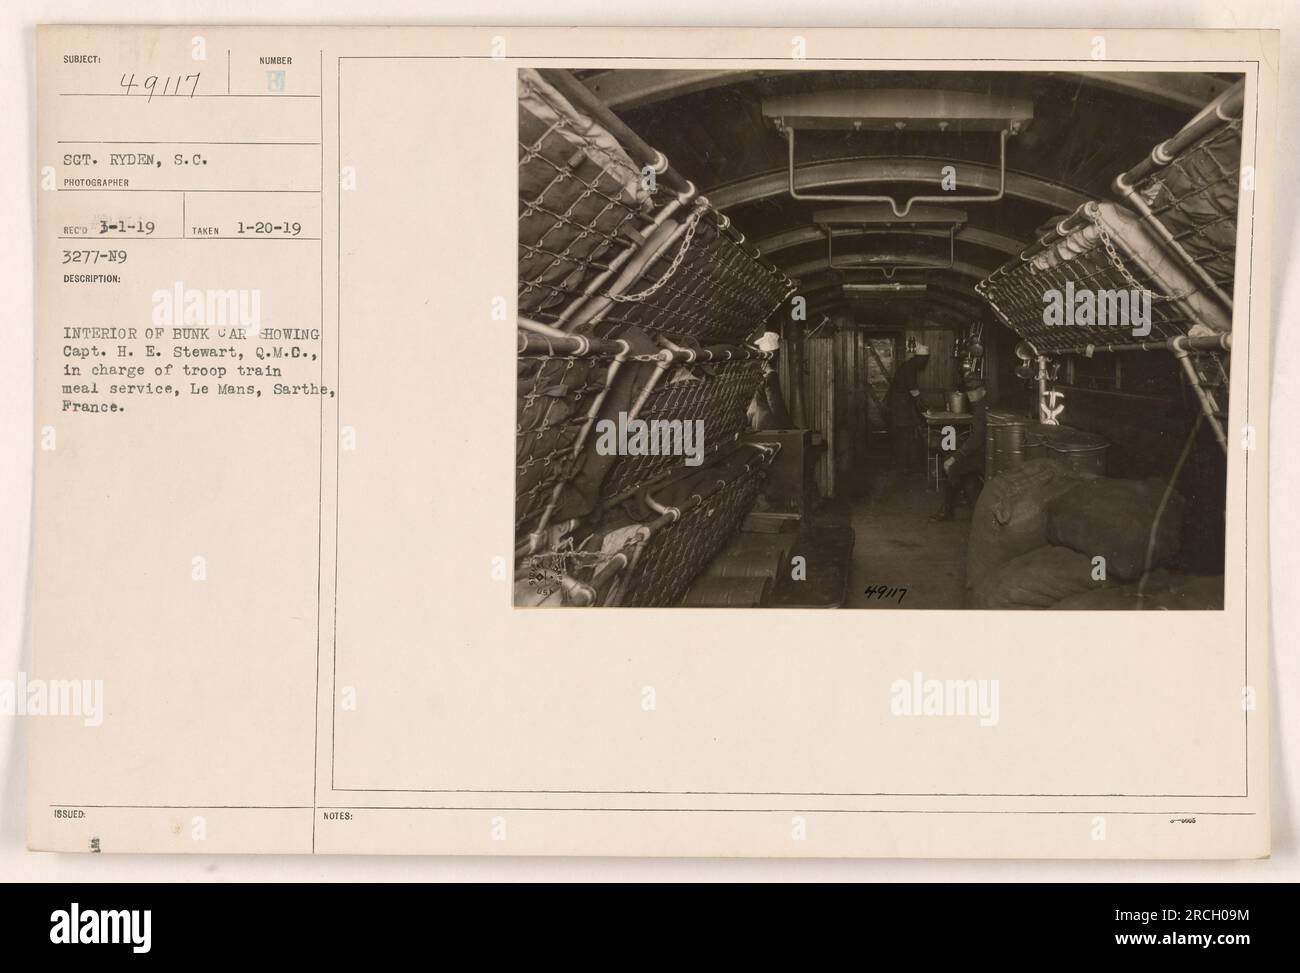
2 5 1292 923
517 67 1241 609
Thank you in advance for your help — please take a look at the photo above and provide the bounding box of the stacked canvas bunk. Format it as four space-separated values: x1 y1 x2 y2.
975 80 1242 451
515 68 795 606
967 81 1243 609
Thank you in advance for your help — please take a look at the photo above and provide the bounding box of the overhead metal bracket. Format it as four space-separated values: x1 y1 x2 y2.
784 126 1010 218
842 282 928 296
823 223 957 278
764 88 1033 133
814 202 963 278
764 88 1031 217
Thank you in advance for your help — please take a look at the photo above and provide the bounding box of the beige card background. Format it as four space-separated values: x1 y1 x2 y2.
9 16 1284 867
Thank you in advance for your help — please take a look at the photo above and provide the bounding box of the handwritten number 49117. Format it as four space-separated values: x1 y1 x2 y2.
119 73 201 101
862 585 908 604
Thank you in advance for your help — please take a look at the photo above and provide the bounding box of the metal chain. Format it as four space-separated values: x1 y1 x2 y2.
608 206 706 303
1088 209 1186 302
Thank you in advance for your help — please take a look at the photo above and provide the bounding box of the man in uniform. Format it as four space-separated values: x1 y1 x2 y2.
932 376 988 521
886 343 930 472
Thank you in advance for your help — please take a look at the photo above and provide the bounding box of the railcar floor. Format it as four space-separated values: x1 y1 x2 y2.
764 508 854 608
843 468 971 610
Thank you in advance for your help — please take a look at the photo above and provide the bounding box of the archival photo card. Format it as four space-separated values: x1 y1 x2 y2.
28 25 1274 858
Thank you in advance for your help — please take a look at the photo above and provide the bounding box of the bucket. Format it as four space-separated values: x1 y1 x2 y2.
947 390 968 414
982 413 1024 481
992 420 1028 474
1046 432 1110 475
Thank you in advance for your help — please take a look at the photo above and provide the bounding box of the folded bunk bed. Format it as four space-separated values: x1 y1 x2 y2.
967 82 1243 608
975 79 1243 453
516 68 796 606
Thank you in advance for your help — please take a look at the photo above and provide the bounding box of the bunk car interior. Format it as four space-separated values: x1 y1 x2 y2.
516 68 1240 609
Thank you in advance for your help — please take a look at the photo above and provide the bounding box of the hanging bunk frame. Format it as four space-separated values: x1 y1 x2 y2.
974 80 1244 453
516 69 792 606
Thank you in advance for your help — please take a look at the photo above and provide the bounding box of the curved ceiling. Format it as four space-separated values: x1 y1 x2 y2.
578 68 1239 324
